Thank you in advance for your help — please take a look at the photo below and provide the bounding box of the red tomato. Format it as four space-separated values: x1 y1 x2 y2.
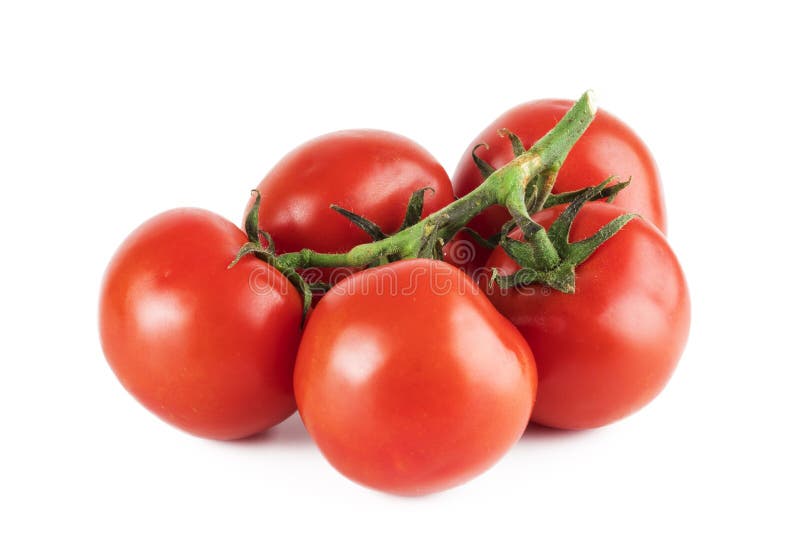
248 129 454 286
448 99 666 275
294 259 536 495
99 209 303 440
484 203 689 430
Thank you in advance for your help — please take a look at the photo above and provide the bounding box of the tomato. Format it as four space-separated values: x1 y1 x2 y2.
248 129 454 286
447 99 666 275
294 259 536 495
99 209 303 440
484 203 689 430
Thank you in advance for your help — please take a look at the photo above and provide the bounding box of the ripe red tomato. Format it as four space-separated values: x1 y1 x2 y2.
99 209 303 440
448 99 666 275
294 259 536 495
248 129 454 285
484 203 689 430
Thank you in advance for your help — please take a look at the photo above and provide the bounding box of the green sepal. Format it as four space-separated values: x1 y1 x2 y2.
543 177 631 209
471 143 495 179
245 190 263 244
259 230 276 254
491 262 577 293
499 235 540 269
228 241 263 269
295 277 313 321
547 177 613 256
498 128 526 157
602 177 629 203
566 213 637 265
330 204 387 241
400 187 433 230
228 240 313 323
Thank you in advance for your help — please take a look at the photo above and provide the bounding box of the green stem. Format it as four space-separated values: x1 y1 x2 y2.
276 91 597 271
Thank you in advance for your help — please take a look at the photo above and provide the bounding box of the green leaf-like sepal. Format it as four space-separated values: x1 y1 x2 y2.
245 190 263 244
228 241 263 269
499 235 540 269
491 262 577 293
543 177 631 209
400 187 433 230
259 230 275 254
567 213 637 265
547 177 613 256
498 128 526 157
229 240 313 322
330 204 387 241
471 143 495 180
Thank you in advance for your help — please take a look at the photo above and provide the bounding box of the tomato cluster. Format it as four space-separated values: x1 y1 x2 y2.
99 96 690 496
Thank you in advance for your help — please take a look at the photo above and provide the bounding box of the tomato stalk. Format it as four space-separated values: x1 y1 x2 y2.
234 90 635 307
278 92 595 264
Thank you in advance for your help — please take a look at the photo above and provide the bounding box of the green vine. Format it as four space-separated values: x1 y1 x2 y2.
231 91 636 315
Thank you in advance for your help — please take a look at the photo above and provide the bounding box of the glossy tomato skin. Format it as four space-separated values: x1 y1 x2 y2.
484 203 689 430
294 259 536 495
249 130 454 285
99 209 303 440
448 99 666 275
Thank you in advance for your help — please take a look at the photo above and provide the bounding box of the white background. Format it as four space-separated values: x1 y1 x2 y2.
2 1 798 532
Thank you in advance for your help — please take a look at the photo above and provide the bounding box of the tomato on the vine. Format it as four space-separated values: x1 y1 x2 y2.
447 99 666 275
248 129 454 285
484 202 689 430
294 259 536 495
99 209 303 440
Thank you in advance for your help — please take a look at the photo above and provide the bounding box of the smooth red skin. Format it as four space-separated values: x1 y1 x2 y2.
294 259 536 496
484 203 689 430
99 209 303 440
447 99 666 275
248 129 454 283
